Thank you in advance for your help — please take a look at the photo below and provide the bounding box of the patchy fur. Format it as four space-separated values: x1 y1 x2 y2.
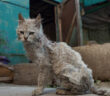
16 14 107 96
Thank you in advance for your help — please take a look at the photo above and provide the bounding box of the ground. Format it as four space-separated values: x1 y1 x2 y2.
0 82 110 96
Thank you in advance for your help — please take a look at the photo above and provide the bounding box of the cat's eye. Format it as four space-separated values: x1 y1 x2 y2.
20 31 24 34
29 32 34 35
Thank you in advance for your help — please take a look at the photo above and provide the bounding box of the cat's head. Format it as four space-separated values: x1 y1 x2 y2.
16 13 43 43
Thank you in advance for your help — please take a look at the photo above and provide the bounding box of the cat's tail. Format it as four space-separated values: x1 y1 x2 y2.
79 68 108 96
90 86 108 96
80 76 108 95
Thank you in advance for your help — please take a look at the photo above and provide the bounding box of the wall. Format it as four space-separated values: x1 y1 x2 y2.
0 0 29 64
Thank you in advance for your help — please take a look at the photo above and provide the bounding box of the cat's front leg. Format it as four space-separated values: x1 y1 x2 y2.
32 87 43 96
32 65 49 96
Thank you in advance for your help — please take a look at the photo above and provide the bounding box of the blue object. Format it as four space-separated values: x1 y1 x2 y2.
0 56 10 64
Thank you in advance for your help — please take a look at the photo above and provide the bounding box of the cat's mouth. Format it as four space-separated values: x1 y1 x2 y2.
23 39 29 42
23 40 28 42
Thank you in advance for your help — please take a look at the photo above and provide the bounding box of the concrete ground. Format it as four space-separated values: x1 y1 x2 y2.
0 82 110 96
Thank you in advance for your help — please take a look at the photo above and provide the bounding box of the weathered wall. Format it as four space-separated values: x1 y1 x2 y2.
0 0 29 64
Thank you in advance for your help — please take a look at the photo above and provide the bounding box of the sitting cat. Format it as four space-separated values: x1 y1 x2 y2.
16 13 107 96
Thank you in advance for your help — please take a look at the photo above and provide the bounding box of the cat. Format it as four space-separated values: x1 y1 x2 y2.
16 13 54 96
16 14 107 96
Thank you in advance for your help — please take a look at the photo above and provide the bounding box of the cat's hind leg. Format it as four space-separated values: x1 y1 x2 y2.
56 77 74 95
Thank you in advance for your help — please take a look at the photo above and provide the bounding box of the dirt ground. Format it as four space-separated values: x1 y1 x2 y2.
0 82 110 96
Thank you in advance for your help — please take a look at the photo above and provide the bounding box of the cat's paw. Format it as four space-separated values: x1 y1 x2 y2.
56 89 65 95
32 89 43 96
91 87 106 95
96 89 106 95
104 91 110 96
56 88 71 95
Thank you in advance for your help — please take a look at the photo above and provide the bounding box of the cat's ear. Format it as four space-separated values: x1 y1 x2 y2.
35 14 42 27
18 13 25 24
35 14 41 21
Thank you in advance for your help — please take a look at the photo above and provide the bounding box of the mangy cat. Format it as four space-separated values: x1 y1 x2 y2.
16 14 108 96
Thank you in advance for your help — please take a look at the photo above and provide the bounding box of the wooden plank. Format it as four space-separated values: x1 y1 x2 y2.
57 5 63 41
43 0 58 5
89 15 110 23
14 63 39 85
75 0 83 46
66 12 76 43
0 77 12 81
61 0 76 45
54 6 59 41
0 63 13 70
55 5 63 41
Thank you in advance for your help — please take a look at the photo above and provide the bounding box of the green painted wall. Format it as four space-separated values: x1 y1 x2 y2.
0 0 29 64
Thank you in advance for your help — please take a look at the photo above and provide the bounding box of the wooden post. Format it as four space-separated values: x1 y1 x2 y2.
75 0 83 46
57 5 63 41
55 5 63 42
54 6 59 41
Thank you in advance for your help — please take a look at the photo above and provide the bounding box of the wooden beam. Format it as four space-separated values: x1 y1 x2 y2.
43 0 58 5
54 6 59 41
89 15 110 23
0 77 12 82
55 5 63 41
57 5 63 41
66 12 76 43
0 63 13 71
75 0 83 46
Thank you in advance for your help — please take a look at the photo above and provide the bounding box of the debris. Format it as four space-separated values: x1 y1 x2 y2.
0 63 13 82
0 56 10 64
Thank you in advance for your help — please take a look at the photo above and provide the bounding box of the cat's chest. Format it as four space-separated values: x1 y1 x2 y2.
24 43 44 61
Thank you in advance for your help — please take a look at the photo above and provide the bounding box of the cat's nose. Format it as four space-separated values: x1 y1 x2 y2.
24 37 28 40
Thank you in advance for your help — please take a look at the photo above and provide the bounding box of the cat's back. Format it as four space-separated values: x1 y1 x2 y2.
54 42 87 68
54 42 81 59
